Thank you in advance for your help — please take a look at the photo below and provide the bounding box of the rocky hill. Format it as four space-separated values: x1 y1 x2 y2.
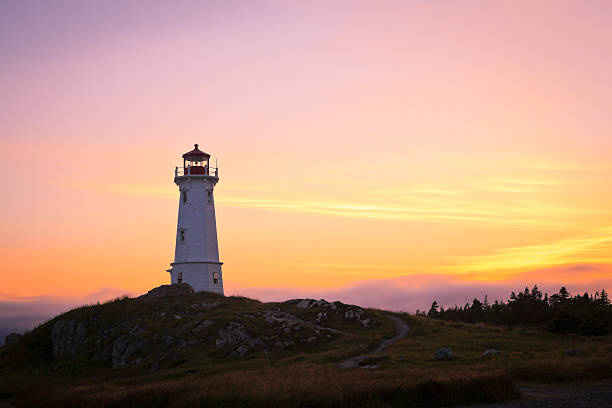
2 284 610 408
0 284 395 374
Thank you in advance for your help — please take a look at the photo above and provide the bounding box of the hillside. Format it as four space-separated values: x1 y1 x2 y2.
1 284 611 408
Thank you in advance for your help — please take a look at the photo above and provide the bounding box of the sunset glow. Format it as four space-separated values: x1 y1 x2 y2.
1 1 611 319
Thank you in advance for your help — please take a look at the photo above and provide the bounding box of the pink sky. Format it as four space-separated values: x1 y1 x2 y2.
1 1 611 336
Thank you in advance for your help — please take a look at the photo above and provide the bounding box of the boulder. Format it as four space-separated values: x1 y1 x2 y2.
361 318 375 328
112 335 145 368
483 349 498 356
4 333 22 346
345 309 363 320
216 322 261 356
311 299 329 308
435 347 454 361
294 298 330 308
296 299 314 308
51 320 87 358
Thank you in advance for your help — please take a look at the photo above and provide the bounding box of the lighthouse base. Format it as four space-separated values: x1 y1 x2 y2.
168 261 224 294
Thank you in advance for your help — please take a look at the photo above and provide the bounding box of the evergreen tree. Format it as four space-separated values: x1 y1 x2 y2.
423 285 611 336
427 301 439 318
601 289 610 305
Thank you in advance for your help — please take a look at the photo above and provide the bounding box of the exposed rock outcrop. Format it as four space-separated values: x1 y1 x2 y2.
112 335 146 368
215 322 263 356
52 320 87 358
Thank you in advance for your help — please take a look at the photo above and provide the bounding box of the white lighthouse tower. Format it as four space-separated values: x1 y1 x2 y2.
167 144 223 294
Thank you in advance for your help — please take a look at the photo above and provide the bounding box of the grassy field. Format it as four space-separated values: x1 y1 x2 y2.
1 290 610 407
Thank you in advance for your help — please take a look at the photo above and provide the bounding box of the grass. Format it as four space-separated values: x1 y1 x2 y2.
8 365 519 408
1 291 611 407
383 316 612 374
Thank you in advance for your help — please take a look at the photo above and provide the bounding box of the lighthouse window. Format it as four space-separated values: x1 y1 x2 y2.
213 272 219 284
207 190 213 203
179 230 185 242
182 191 188 203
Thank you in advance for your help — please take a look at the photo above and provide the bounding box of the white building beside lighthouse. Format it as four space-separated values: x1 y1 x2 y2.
167 144 223 294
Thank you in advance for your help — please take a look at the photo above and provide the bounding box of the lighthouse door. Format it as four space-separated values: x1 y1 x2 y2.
177 272 182 283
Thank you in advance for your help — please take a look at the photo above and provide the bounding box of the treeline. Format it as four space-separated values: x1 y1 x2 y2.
422 286 611 336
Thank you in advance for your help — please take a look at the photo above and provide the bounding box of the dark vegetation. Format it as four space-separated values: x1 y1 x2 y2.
424 286 612 336
0 285 611 407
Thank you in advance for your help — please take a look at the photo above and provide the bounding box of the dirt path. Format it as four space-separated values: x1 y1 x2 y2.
452 384 612 408
339 315 409 369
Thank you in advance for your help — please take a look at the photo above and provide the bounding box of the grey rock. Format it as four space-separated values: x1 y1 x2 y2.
51 320 87 358
345 309 363 320
133 357 144 365
112 336 144 368
483 349 499 356
200 302 221 310
192 320 214 334
174 314 182 320
435 347 454 360
216 322 258 356
361 318 375 328
274 340 295 349
566 348 582 356
4 333 22 346
296 299 314 308
311 299 329 308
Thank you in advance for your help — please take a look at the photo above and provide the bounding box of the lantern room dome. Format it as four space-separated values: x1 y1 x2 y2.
182 144 210 160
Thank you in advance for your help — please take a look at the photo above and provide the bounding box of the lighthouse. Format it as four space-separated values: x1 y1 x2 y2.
167 144 223 294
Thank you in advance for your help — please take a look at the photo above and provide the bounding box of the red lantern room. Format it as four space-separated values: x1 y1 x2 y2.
182 144 211 175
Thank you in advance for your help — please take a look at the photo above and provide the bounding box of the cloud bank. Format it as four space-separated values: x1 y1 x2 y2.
0 288 132 345
2 265 609 345
228 265 612 313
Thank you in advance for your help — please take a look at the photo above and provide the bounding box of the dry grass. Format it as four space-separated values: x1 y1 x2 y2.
11 365 518 408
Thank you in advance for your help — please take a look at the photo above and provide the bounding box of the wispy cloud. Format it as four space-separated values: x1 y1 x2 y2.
92 176 604 232
441 228 612 276
229 265 612 313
